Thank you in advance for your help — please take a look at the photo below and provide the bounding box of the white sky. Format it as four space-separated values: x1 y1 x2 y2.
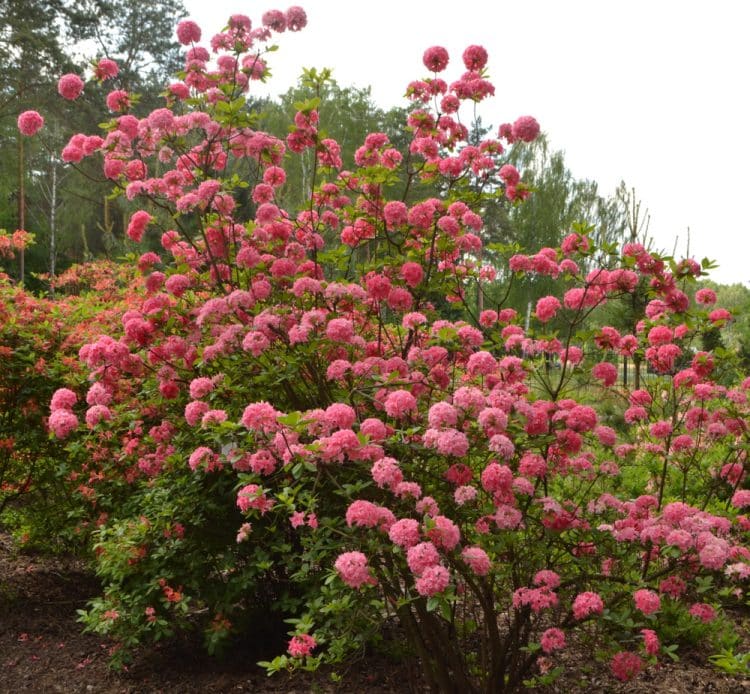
183 0 750 286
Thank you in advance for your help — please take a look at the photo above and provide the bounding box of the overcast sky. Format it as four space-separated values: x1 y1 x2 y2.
183 0 750 287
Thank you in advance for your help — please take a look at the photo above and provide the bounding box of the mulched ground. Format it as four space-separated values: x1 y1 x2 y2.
2 533 749 693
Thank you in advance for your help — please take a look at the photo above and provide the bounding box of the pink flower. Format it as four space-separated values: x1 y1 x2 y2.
709 308 732 325
289 512 306 529
58 73 84 100
393 482 422 499
247 450 277 476
435 429 469 457
335 551 375 588
511 116 540 142
533 570 561 589
466 351 497 376
499 164 520 186
402 311 427 330
481 462 512 494
62 142 83 163
659 575 686 598
384 389 417 419
85 405 111 428
665 529 692 551
168 82 190 100
360 418 388 441
698 538 729 570
488 434 515 459
383 201 408 228
535 295 561 323
453 385 485 413
477 407 508 435
189 377 214 400
242 331 270 357
462 45 488 71
689 602 716 623
731 490 750 508
565 405 598 432
126 210 152 243
415 564 450 596
572 591 604 620
595 425 617 446
201 409 227 427
86 383 111 407
560 345 583 366
48 409 79 438
641 629 660 656
695 288 717 305
184 400 209 426
105 89 131 112
241 401 281 433
610 651 642 682
262 10 287 31
407 541 440 576
425 515 460 551
17 110 44 136
346 500 393 530
416 496 440 517
326 318 354 342
513 587 558 613
633 589 660 615
592 361 618 387
624 406 647 424
324 403 357 430
461 546 491 575
423 46 449 72
369 453 401 486
190 446 218 472
51 387 78 411
94 58 119 80
400 261 423 287
388 518 420 548
428 402 458 429
148 107 174 131
649 420 672 439
176 20 201 45
285 6 307 31
540 628 566 654
287 633 316 658
454 485 477 505
236 484 273 513
647 325 673 346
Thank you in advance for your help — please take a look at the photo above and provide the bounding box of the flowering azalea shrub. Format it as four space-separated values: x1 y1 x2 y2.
0 259 139 546
22 6 750 691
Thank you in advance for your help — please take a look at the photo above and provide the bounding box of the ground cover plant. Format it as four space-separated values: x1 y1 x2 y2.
8 5 750 693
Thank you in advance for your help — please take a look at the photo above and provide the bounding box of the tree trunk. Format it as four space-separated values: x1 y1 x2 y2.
18 135 25 285
49 158 57 295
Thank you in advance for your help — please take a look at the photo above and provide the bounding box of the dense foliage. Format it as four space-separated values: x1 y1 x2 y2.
4 6 750 693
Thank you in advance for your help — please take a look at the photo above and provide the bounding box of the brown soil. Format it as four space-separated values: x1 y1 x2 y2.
2 534 749 693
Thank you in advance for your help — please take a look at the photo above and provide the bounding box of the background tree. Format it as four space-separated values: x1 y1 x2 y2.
67 0 186 100
0 0 187 288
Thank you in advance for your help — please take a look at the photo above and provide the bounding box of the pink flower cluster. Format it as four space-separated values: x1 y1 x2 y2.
17 111 44 136
49 388 79 439
572 591 604 620
633 589 660 616
287 633 316 658
335 551 376 588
